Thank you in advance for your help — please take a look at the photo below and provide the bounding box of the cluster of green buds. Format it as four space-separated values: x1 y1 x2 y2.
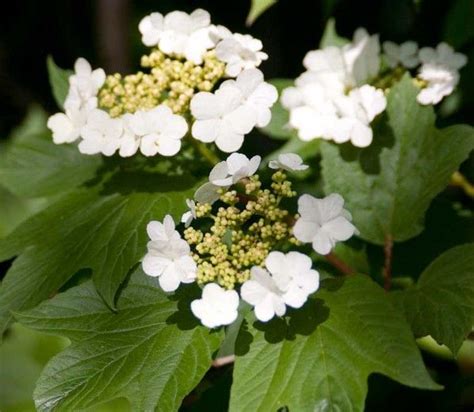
184 170 299 290
98 49 225 117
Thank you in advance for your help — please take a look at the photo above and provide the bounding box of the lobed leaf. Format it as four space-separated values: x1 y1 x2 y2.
0 184 194 336
229 275 440 412
321 74 474 245
0 133 102 198
393 243 474 354
16 268 222 412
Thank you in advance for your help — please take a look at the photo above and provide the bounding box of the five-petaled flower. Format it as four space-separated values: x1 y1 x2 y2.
293 193 357 255
191 283 239 328
142 215 197 292
241 251 320 321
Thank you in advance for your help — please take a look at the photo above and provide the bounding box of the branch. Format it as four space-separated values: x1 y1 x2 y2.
383 235 393 291
325 252 356 276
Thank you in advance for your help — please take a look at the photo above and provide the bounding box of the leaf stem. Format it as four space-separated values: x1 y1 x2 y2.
190 137 220 166
325 253 356 276
450 171 474 199
383 235 393 291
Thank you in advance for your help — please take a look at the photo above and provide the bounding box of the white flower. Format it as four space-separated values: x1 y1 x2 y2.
67 58 105 107
209 153 261 186
124 105 188 157
47 107 88 144
418 42 467 71
383 41 419 68
78 109 123 156
138 9 216 64
293 193 356 255
191 84 255 153
142 215 197 292
241 266 286 322
343 28 380 86
303 28 380 88
191 283 239 328
302 47 349 93
416 43 467 105
216 33 268 77
281 82 339 141
181 199 197 227
333 85 387 147
221 68 278 127
269 153 308 171
194 153 261 204
417 66 459 105
241 251 319 322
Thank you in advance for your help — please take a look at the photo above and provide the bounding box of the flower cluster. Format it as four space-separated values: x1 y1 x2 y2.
282 29 467 148
47 9 276 157
142 153 357 328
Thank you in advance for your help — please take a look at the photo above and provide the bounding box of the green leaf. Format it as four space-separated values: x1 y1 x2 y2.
246 0 277 25
16 268 222 412
0 324 68 412
46 56 72 109
259 78 295 141
8 105 48 141
321 74 474 245
0 186 48 238
0 184 194 335
320 18 349 48
229 276 440 412
393 243 474 354
0 133 102 198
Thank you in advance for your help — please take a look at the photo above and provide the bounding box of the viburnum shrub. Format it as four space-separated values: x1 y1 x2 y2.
0 5 473 412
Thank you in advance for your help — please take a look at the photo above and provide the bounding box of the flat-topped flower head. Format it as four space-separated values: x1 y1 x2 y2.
123 105 188 157
241 251 319 321
139 9 216 64
269 153 308 171
383 41 419 68
142 215 197 292
294 193 356 255
191 283 239 328
216 31 268 77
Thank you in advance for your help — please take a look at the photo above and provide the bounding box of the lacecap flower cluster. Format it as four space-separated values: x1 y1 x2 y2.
142 153 357 328
282 29 467 148
47 9 277 157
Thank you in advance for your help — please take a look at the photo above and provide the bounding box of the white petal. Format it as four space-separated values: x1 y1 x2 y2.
192 119 220 143
142 255 168 277
215 129 245 153
159 265 181 292
323 216 356 241
157 136 181 157
312 231 334 255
